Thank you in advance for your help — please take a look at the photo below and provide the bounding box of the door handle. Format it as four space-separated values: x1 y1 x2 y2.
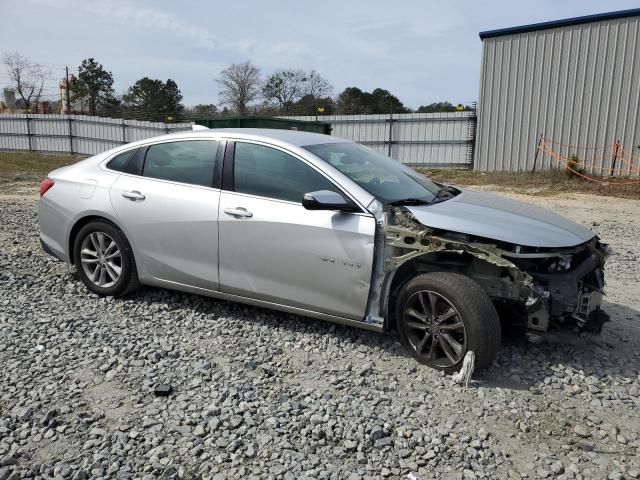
224 207 253 218
121 190 145 201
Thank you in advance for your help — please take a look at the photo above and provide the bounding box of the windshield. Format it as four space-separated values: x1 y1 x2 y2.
304 142 442 204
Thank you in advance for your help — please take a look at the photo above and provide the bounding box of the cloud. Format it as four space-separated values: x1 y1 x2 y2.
44 0 220 50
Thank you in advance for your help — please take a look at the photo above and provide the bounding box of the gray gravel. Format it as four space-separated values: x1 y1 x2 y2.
1 189 639 480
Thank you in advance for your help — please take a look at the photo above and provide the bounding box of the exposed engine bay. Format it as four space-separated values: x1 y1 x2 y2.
367 205 610 335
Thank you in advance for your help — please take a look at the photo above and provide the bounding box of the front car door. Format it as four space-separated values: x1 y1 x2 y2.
109 139 222 291
218 140 376 320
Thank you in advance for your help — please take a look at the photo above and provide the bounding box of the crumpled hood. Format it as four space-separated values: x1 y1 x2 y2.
405 189 595 248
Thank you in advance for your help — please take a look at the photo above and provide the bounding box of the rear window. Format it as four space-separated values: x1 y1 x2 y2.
106 148 138 172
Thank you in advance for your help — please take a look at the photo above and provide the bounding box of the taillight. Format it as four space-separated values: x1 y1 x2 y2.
40 178 55 197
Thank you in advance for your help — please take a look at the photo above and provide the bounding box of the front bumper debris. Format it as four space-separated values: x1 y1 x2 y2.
380 205 609 335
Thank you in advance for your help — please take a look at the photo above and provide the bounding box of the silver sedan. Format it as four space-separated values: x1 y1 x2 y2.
38 129 608 372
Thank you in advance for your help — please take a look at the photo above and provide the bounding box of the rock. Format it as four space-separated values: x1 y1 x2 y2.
226 439 242 453
369 427 385 442
13 407 33 421
193 424 206 437
0 457 17 468
574 425 590 438
537 468 551 479
344 440 357 452
374 437 393 448
550 461 565 474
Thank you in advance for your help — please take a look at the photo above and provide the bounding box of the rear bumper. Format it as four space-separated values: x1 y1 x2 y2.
38 198 71 263
40 237 65 262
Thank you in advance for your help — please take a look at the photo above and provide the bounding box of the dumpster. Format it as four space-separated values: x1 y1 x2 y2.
194 117 331 135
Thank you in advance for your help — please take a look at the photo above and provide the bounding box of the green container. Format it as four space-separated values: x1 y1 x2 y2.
194 117 331 135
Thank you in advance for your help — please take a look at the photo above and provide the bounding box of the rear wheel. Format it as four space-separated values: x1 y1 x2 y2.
395 272 501 373
73 220 140 297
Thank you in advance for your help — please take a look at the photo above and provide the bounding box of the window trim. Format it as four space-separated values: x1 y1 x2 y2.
103 138 223 190
223 139 365 212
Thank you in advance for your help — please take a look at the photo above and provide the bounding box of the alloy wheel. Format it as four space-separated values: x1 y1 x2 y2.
80 231 122 288
403 289 467 367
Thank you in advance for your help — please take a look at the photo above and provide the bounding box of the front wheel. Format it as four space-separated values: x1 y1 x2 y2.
395 272 501 373
73 220 140 297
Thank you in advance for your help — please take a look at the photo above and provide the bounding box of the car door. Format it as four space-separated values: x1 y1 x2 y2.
109 139 222 290
218 140 376 320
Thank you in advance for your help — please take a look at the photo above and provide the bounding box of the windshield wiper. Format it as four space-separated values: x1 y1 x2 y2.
430 189 450 203
388 198 431 206
430 186 459 204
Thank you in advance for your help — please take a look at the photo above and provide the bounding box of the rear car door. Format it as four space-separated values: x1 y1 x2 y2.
218 141 376 320
109 139 222 290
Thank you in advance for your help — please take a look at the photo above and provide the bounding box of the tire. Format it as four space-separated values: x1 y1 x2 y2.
395 272 501 373
73 220 140 297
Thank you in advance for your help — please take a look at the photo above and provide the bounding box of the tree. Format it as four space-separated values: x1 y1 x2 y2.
337 87 367 114
73 58 116 115
305 70 333 98
369 88 409 113
188 104 219 117
2 52 50 112
416 102 473 113
262 69 309 112
291 94 335 116
216 62 261 115
337 87 409 114
122 77 184 121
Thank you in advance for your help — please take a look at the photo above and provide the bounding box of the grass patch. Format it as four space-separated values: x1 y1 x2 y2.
418 168 640 200
0 151 82 182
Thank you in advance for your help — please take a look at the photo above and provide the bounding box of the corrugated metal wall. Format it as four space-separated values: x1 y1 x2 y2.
475 15 640 175
283 112 476 168
0 114 193 156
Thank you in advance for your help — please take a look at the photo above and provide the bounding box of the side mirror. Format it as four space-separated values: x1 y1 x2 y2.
302 190 358 212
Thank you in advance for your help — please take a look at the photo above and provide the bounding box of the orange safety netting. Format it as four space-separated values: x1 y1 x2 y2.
537 138 640 185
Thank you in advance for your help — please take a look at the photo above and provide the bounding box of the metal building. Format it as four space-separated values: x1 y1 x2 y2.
475 8 640 174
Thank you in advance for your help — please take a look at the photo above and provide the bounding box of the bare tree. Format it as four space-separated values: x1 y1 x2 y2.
305 70 332 98
262 69 309 112
2 52 50 112
216 62 261 115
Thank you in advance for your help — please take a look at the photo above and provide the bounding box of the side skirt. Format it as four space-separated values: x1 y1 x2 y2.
142 277 384 333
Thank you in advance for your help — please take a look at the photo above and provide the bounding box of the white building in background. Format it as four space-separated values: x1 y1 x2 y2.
475 8 640 174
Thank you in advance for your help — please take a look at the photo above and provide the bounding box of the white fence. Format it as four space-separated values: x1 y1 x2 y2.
0 114 193 156
0 112 476 168
283 112 476 168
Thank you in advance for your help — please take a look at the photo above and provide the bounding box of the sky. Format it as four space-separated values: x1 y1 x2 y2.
1 0 639 109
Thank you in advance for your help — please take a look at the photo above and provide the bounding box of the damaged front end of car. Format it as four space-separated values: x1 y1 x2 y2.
365 204 610 336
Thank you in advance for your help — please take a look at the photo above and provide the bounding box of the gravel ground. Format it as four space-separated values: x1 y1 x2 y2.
1 185 639 480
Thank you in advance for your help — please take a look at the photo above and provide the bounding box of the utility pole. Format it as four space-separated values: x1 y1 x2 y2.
64 66 71 114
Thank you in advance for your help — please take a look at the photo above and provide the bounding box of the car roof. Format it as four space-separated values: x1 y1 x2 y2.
159 128 346 147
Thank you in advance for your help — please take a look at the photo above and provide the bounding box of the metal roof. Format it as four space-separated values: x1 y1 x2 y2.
479 8 640 39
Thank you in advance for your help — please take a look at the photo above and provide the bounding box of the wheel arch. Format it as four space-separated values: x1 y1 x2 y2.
68 214 130 266
384 251 501 330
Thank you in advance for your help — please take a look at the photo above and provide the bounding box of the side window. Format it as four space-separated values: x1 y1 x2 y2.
106 148 138 172
142 140 218 187
234 142 337 203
